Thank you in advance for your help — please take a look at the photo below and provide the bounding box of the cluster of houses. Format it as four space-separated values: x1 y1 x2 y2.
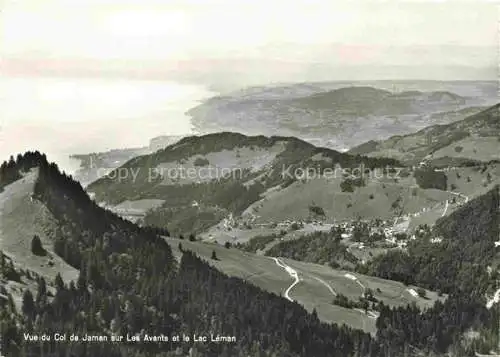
221 213 237 230
221 214 307 231
218 201 471 249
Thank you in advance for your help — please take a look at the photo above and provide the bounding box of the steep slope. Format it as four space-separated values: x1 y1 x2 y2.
0 169 79 279
362 185 500 295
358 186 500 354
349 103 500 164
434 183 499 245
0 168 80 311
234 174 456 227
1 152 383 357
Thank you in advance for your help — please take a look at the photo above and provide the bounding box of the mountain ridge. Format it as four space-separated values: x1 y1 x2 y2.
348 103 500 164
86 131 400 234
188 84 492 151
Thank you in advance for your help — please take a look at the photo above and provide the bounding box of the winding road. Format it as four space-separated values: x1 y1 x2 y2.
441 200 449 217
389 188 470 228
271 258 388 324
271 258 338 301
440 191 469 217
344 273 366 291
271 257 300 302
312 276 337 297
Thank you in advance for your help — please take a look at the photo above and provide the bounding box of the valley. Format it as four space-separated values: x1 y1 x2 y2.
1 0 498 352
1 103 499 357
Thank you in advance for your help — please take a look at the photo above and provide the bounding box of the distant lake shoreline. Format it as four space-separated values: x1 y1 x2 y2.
0 75 216 174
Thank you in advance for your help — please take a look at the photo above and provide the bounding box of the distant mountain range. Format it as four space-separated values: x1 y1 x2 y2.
188 83 495 151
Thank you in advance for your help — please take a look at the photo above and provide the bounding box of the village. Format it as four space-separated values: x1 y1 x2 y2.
213 210 436 251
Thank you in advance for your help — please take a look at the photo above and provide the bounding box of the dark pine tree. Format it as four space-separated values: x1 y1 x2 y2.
31 235 45 256
22 289 35 319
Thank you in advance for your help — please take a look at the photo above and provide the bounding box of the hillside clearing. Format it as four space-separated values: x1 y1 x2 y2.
0 170 79 309
167 238 444 334
248 176 457 223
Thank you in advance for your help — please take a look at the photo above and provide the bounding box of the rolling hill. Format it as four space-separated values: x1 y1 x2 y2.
349 103 500 165
188 84 489 151
0 153 448 336
85 130 497 241
87 132 400 235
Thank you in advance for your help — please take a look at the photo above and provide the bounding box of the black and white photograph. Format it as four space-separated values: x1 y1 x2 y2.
0 0 499 356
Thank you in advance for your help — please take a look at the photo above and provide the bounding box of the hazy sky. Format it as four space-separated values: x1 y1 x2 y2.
1 0 499 81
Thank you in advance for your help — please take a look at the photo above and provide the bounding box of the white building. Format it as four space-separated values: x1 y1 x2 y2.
407 288 419 297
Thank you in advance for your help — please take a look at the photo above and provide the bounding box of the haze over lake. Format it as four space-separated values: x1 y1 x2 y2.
0 75 216 174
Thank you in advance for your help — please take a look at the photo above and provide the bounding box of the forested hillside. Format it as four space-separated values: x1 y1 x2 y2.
265 231 358 269
359 185 499 294
358 185 500 354
1 152 380 357
1 152 499 356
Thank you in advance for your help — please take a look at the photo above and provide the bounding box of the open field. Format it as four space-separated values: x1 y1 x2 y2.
102 198 167 223
199 225 280 244
404 163 500 229
444 164 500 198
349 104 500 165
0 170 79 309
248 176 457 223
168 238 292 298
154 142 287 185
167 238 444 334
432 136 500 162
282 258 444 310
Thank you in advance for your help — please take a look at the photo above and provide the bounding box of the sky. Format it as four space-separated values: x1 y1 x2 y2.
1 0 499 81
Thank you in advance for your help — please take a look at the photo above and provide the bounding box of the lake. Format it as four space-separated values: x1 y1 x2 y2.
0 75 215 174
